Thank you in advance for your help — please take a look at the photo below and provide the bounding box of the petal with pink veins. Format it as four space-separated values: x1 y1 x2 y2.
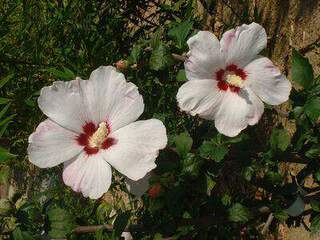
83 66 144 132
28 119 83 168
176 79 225 120
103 119 167 181
38 79 91 133
245 57 292 105
185 31 225 81
63 152 112 199
214 89 257 137
220 23 267 68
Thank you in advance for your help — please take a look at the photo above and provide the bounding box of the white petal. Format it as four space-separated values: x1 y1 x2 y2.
176 79 225 120
38 79 90 133
214 89 256 137
220 22 267 67
247 88 264 126
63 152 112 199
245 57 292 105
28 119 82 168
185 31 225 81
103 119 167 181
125 172 151 197
84 66 144 131
121 232 133 240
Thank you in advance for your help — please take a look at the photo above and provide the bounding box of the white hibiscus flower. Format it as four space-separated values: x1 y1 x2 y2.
28 66 167 199
177 23 291 137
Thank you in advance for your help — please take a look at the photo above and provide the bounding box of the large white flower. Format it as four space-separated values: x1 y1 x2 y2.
177 23 291 137
28 66 167 199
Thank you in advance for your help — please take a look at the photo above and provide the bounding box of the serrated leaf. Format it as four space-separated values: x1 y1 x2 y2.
305 97 320 122
199 141 228 162
291 49 314 89
149 43 173 71
228 203 252 223
270 128 291 151
47 207 75 238
168 21 193 49
174 132 193 157
113 211 130 237
176 69 187 82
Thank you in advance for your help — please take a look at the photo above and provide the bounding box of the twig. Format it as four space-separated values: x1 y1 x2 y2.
261 213 274 235
171 53 186 62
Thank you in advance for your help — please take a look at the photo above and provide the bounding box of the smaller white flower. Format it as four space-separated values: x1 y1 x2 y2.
28 66 167 199
177 23 291 137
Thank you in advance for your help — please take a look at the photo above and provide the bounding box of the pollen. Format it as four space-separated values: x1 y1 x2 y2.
88 122 109 148
225 74 244 88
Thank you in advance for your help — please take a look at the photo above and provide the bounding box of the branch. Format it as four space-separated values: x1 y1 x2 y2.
73 205 271 234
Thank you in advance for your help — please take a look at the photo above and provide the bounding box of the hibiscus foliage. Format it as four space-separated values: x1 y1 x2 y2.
0 1 320 239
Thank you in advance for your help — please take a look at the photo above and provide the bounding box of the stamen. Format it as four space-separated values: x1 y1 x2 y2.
225 74 244 88
88 122 109 148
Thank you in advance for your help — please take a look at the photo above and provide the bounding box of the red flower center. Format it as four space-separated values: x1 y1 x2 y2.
76 121 116 155
215 64 247 93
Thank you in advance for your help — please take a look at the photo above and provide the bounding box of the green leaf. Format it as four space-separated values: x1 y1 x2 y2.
174 132 193 157
0 98 11 105
199 141 229 162
0 165 10 184
274 211 288 221
12 228 34 240
270 128 291 151
0 74 14 89
45 67 75 80
206 174 216 196
0 114 16 127
310 215 320 236
305 97 320 122
285 196 305 217
113 211 130 237
176 69 187 82
168 21 193 49
149 43 174 71
0 146 16 163
96 202 113 224
182 153 201 177
221 194 232 206
0 103 11 119
127 45 142 65
228 203 252 223
291 49 314 89
306 145 320 158
47 206 76 238
311 200 320 212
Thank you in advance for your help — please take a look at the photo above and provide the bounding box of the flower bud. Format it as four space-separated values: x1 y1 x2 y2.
116 60 128 71
148 182 161 198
